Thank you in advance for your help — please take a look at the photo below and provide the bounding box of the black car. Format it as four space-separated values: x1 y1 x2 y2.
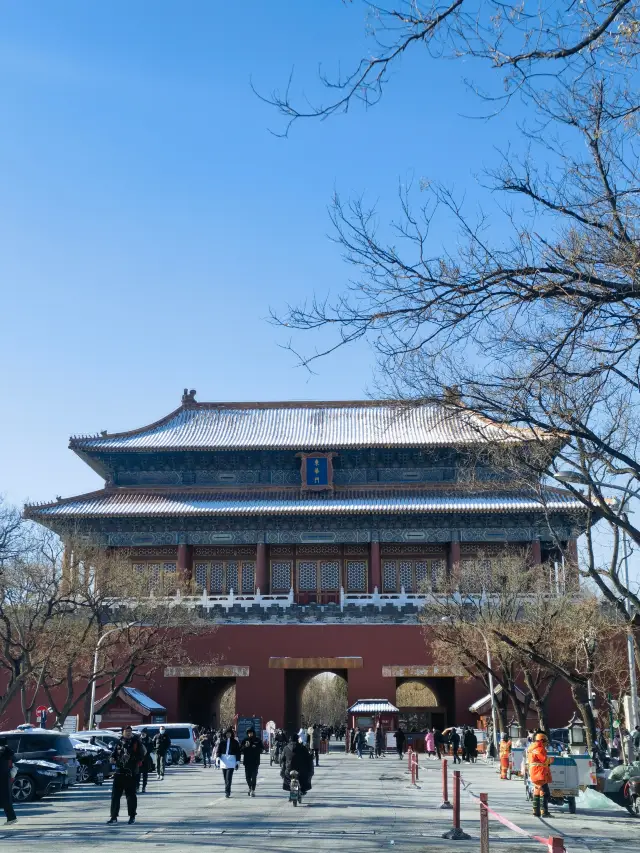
0 730 79 787
12 759 66 803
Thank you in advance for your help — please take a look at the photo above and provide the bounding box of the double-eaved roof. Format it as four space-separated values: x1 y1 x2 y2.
69 398 543 454
27 486 584 519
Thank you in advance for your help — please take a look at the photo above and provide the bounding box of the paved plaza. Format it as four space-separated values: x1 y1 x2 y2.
2 747 638 852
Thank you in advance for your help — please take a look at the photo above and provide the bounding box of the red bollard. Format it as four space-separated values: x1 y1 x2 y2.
479 793 489 853
548 838 565 853
442 770 471 840
440 758 452 809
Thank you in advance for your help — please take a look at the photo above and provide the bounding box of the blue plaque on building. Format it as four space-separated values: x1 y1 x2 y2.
299 452 335 490
306 456 329 486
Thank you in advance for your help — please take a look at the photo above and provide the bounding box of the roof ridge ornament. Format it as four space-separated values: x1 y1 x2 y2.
181 388 197 408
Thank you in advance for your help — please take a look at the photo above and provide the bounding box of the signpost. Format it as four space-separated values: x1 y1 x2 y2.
36 705 48 728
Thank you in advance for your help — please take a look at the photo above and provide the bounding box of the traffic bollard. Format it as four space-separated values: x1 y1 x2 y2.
441 770 471 840
407 745 412 771
439 758 452 808
479 793 489 853
548 838 565 853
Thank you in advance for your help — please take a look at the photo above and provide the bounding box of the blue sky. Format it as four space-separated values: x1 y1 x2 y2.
1 0 523 506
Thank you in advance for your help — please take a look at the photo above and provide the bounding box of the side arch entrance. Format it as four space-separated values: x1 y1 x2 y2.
395 677 453 732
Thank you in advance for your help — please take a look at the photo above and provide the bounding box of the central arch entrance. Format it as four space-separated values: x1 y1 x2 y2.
300 672 348 728
284 669 349 731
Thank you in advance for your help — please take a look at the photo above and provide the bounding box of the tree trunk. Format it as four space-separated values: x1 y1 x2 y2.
571 684 596 752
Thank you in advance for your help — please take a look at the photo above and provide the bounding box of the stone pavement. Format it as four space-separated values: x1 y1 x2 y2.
2 747 639 852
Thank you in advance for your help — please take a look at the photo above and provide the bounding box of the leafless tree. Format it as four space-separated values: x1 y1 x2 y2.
301 673 348 728
267 3 640 633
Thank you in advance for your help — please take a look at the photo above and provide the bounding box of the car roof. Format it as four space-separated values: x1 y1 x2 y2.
0 729 69 736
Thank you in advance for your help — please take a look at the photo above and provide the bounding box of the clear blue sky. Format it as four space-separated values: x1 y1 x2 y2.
1 0 519 506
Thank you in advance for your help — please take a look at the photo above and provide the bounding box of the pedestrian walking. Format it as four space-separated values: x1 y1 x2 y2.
199 729 213 768
240 727 264 796
307 723 314 752
0 736 17 826
366 727 376 758
349 727 356 754
153 725 171 779
107 726 143 825
425 728 436 758
355 727 366 758
449 727 461 764
311 724 322 767
394 726 406 760
375 723 385 758
136 728 153 793
217 726 241 798
463 727 478 763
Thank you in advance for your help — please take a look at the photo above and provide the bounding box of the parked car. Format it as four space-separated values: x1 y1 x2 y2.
132 723 198 760
165 744 189 766
74 730 121 750
12 759 67 803
71 738 111 783
0 729 79 787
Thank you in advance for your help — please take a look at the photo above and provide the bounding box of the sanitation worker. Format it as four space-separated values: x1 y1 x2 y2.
499 733 512 780
527 731 554 817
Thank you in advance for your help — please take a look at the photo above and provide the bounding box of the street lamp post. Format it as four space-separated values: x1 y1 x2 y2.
88 622 140 729
481 630 501 757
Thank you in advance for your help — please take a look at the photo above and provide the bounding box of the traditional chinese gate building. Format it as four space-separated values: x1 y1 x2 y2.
26 391 585 731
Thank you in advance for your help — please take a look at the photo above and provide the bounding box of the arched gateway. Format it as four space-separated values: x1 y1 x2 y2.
25 393 587 731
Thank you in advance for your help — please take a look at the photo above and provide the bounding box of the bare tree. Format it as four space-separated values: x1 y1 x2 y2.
267 4 640 633
0 519 202 727
301 673 348 728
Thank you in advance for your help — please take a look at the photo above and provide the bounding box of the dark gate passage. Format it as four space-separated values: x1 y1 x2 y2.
178 676 235 729
395 676 455 734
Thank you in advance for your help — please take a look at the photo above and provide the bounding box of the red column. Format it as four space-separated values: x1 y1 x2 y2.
531 538 542 566
370 541 381 592
177 544 193 584
256 543 268 594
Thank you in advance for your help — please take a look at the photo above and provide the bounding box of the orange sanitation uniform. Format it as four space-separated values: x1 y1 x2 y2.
499 739 512 779
527 735 554 816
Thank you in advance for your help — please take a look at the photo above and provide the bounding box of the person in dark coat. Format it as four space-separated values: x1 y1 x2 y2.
449 728 461 764
375 723 385 758
153 726 171 779
463 727 477 763
199 729 213 768
0 737 17 825
107 726 143 825
136 728 154 793
394 726 406 760
216 726 242 798
311 724 322 767
240 727 264 796
280 733 313 794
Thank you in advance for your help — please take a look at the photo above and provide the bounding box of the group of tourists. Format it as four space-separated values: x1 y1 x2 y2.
348 724 478 764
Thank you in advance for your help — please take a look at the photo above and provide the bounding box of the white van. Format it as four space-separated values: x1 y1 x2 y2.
132 723 199 759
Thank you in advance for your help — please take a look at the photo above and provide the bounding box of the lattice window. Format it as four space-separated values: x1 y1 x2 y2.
195 562 208 591
431 560 445 592
320 560 340 590
383 560 397 591
226 561 238 593
270 546 294 556
383 558 446 592
149 563 161 590
271 561 292 591
346 560 367 592
210 562 224 593
297 544 340 555
414 561 428 591
399 560 413 592
241 561 255 594
298 561 317 591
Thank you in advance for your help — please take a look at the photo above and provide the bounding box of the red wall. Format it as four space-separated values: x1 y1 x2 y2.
0 624 575 731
